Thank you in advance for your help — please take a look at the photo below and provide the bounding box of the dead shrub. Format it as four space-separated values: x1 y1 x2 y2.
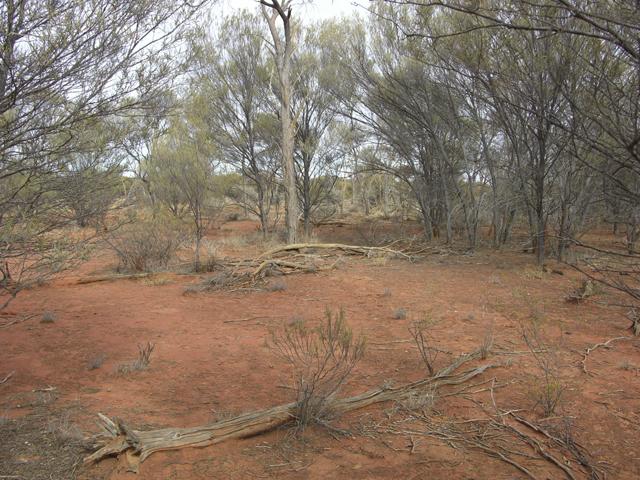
269 309 366 434
117 342 155 374
522 325 565 417
480 325 494 360
409 316 439 376
46 413 86 447
399 385 437 416
393 307 407 320
41 311 56 323
197 270 252 291
106 220 184 273
197 239 220 273
87 353 107 371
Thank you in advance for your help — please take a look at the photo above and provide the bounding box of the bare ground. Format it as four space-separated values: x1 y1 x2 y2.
1 220 638 479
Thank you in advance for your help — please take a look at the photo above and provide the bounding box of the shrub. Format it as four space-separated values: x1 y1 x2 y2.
522 324 565 417
270 309 365 433
409 316 439 376
393 307 407 320
46 413 86 447
267 280 287 292
196 239 219 273
87 354 107 371
117 342 155 374
106 220 184 273
41 311 56 323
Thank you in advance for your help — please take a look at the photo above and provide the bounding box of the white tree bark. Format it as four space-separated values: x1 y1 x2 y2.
261 0 299 243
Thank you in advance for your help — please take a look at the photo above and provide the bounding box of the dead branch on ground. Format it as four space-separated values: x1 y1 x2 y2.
0 371 14 384
369 385 603 480
76 273 153 285
84 350 495 471
0 313 38 329
256 243 417 261
580 336 633 375
189 242 424 293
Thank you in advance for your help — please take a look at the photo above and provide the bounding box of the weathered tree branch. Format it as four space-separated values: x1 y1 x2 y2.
85 351 495 472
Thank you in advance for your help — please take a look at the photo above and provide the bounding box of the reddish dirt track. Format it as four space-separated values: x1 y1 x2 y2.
1 221 639 479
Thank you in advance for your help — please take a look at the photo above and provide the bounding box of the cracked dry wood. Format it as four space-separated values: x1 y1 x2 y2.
256 243 415 261
85 351 495 472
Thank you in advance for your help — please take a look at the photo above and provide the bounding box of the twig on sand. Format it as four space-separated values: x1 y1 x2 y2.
32 386 56 392
580 336 632 375
0 313 38 329
223 316 282 324
0 371 14 385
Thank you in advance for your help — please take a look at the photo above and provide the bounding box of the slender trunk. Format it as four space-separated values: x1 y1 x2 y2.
302 156 311 238
281 71 298 243
418 192 434 242
262 2 298 244
500 207 516 246
257 187 268 239
535 192 545 266
557 199 569 262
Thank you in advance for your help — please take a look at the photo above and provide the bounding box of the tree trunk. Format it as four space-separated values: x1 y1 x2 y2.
262 1 298 244
281 70 298 244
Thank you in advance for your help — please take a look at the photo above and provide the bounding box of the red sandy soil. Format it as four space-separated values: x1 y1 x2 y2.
1 220 639 479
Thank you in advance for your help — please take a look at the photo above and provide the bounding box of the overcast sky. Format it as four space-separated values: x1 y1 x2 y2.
221 0 368 21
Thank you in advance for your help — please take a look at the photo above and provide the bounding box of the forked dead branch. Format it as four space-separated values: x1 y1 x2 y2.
190 242 427 292
84 349 496 472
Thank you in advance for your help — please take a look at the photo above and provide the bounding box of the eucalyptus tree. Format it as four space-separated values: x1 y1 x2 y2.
116 94 174 208
148 94 222 271
261 0 299 243
292 23 349 236
338 5 484 245
381 0 640 261
57 120 125 230
0 0 210 304
194 12 280 236
481 27 576 264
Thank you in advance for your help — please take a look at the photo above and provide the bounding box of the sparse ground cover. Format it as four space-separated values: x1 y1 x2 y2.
1 220 638 479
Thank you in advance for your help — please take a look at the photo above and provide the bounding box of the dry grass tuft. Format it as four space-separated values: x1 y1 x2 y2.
117 342 155 374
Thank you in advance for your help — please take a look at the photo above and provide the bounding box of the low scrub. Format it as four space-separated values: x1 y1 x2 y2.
270 309 366 433
117 342 155 374
106 219 185 273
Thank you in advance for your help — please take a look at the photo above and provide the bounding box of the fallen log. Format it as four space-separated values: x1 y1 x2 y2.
85 351 495 472
256 243 415 261
252 259 319 278
76 273 153 285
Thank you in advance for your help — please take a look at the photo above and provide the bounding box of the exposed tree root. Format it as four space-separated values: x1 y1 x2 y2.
85 351 495 472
